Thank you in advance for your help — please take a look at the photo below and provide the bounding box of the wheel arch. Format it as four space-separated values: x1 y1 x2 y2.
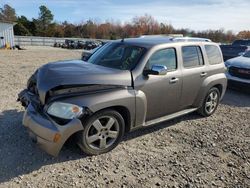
86 105 132 133
194 73 227 108
111 106 132 133
212 84 223 97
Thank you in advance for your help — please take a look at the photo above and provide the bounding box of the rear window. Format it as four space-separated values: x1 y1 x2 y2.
182 46 204 68
205 45 222 64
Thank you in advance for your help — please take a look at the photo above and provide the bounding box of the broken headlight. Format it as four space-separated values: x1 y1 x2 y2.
47 102 83 120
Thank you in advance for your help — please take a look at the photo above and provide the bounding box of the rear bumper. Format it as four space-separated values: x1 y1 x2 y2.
23 104 84 156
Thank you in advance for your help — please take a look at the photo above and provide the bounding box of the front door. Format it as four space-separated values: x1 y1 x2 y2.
134 48 182 121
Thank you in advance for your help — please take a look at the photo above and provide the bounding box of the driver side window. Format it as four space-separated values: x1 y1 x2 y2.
147 48 177 71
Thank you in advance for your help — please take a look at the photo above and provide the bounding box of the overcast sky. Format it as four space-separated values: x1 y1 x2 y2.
1 0 250 32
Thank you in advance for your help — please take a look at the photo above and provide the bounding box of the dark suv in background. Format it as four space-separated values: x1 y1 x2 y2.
18 36 227 156
220 39 250 61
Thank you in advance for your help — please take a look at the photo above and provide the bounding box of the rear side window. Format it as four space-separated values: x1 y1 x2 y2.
147 48 177 71
182 46 204 68
205 45 223 64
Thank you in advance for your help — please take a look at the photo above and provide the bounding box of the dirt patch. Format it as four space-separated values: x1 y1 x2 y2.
0 48 249 187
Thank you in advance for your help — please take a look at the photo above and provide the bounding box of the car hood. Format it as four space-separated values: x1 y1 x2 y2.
36 60 131 104
226 56 250 69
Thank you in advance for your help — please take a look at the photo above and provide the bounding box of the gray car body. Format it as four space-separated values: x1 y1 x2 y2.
20 37 227 156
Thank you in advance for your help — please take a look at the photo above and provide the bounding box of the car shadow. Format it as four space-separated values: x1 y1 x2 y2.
222 88 250 108
123 112 201 141
0 108 202 183
0 109 86 183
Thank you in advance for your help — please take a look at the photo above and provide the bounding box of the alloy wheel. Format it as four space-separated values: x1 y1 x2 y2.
205 91 219 114
86 116 119 150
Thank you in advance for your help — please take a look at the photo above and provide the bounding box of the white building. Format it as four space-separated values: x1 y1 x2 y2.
0 21 15 48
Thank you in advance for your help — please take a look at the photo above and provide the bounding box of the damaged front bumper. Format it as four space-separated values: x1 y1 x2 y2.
18 90 84 156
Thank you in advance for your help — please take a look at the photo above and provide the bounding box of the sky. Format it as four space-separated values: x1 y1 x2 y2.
1 0 250 32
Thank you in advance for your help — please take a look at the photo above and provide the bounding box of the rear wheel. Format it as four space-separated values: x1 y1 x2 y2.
198 87 220 117
77 109 125 155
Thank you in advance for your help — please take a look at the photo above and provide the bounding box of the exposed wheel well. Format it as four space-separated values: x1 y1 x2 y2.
109 106 131 133
212 84 223 97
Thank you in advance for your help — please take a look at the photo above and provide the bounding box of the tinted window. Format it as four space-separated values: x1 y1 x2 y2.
205 45 222 64
233 40 250 46
182 46 204 68
147 48 177 71
88 43 146 70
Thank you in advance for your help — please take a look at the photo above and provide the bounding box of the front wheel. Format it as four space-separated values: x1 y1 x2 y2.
77 109 125 155
197 87 220 117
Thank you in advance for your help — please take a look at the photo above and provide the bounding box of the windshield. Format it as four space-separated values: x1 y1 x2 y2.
243 51 250 58
87 42 146 70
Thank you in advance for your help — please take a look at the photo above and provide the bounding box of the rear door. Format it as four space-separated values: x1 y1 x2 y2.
179 45 207 109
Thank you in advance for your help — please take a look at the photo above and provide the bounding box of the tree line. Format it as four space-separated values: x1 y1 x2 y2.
1 4 250 43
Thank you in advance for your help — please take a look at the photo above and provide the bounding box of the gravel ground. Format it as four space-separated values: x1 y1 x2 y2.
0 47 249 188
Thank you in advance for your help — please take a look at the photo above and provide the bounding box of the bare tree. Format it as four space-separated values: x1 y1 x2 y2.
0 4 16 22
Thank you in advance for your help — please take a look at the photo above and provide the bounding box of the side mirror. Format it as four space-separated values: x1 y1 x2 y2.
143 64 168 76
82 52 92 61
82 55 90 61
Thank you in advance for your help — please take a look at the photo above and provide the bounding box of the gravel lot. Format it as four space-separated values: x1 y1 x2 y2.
0 47 249 188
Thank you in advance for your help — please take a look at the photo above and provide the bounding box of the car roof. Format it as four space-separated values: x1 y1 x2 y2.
114 36 212 48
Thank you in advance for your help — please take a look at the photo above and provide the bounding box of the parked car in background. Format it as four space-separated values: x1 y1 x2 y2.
225 50 250 87
220 39 250 61
77 41 86 49
54 40 104 50
18 36 227 156
53 42 63 48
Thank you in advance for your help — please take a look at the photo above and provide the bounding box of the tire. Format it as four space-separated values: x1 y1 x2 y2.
197 87 220 117
77 109 125 155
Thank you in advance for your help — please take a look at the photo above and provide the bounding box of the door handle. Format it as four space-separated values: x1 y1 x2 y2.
200 72 207 77
169 77 179 84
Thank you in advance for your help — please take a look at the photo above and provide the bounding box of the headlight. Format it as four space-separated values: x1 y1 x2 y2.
224 61 231 71
47 102 83 119
225 61 230 68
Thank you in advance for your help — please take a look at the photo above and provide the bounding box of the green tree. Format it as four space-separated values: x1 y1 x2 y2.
0 4 17 22
14 22 31 35
36 5 54 36
14 16 37 36
17 16 30 28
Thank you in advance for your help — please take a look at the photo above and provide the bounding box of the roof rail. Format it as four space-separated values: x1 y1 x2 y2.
172 37 212 42
139 34 183 38
139 35 212 42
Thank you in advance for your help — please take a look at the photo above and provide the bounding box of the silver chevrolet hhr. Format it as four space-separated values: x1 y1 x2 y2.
18 36 227 156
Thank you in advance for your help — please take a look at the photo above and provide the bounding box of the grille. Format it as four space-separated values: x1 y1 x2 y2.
229 66 250 80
